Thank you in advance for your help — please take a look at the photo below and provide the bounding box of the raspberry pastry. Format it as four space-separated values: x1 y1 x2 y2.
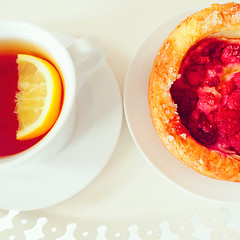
148 2 240 182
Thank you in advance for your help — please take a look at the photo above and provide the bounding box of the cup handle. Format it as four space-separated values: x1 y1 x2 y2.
67 36 107 92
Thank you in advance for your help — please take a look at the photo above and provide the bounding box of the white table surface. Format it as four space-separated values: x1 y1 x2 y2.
1 0 240 239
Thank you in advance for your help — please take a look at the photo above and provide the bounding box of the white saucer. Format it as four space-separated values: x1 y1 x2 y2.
124 9 240 204
0 33 122 210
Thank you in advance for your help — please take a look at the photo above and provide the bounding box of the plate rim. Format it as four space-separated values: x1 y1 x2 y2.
123 7 240 204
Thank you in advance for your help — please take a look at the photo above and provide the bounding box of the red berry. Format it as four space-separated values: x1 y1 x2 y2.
214 108 240 137
226 90 240 110
203 75 220 87
188 112 218 145
203 65 222 87
184 65 206 87
217 79 236 95
191 54 210 65
211 42 226 59
197 92 219 114
232 72 240 89
221 44 240 64
229 132 240 154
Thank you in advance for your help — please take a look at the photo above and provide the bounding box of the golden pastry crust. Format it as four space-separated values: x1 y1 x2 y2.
148 2 240 182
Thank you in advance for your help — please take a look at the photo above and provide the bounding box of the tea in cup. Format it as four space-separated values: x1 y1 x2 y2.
0 19 106 170
0 39 63 156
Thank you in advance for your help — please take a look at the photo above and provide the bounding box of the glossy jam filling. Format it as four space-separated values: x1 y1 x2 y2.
170 37 240 155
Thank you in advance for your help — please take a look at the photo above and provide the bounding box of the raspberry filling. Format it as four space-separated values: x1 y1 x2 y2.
170 37 240 155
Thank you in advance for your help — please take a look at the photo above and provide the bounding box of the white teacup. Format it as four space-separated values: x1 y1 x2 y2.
0 19 107 171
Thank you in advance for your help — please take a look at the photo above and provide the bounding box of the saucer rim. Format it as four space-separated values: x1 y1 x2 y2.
0 32 123 210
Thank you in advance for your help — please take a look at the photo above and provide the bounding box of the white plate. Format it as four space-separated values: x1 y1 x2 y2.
0 33 122 211
124 9 240 204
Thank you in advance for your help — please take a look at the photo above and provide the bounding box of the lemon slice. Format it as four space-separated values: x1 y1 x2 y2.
15 54 62 140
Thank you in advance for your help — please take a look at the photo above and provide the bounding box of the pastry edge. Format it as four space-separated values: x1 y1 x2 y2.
148 2 240 182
